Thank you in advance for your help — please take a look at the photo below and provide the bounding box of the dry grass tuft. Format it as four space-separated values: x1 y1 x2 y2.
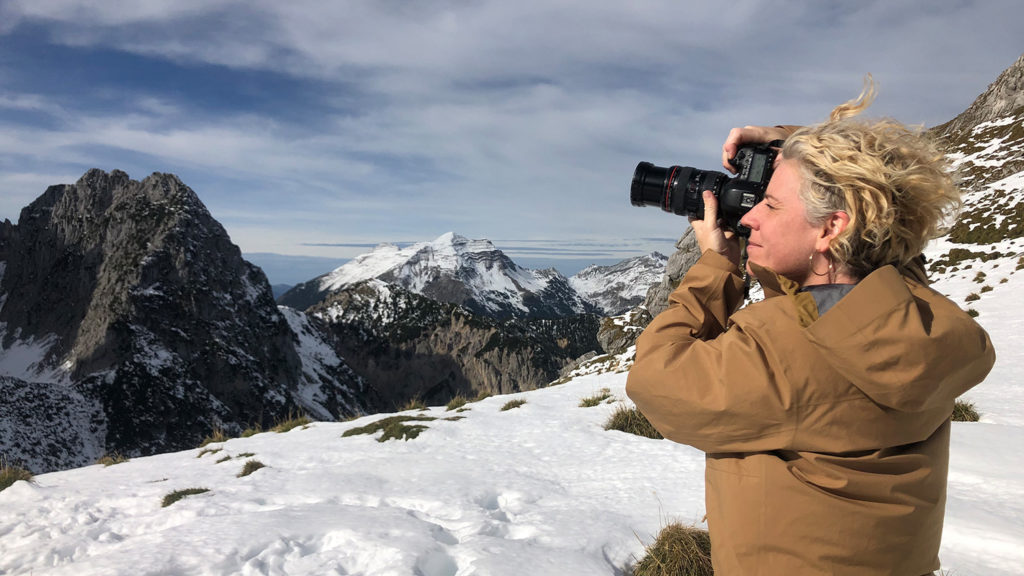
161 488 210 508
501 398 527 411
579 388 614 407
0 457 33 492
952 399 981 422
631 522 713 576
237 459 266 477
604 405 663 439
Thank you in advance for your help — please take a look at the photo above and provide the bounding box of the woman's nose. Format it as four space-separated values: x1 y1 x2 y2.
740 205 759 229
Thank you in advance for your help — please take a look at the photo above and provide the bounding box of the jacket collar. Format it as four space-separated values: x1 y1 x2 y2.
748 262 820 327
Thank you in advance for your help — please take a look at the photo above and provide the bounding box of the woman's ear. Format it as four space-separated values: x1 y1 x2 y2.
816 211 850 251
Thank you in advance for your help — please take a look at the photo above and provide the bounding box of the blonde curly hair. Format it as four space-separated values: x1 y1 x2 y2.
782 77 962 279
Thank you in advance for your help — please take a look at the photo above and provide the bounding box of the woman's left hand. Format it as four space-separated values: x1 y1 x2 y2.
689 190 741 268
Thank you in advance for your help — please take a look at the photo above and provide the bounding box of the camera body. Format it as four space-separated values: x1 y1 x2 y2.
630 144 778 235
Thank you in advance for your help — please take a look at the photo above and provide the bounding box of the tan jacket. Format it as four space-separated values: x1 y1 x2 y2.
626 250 995 575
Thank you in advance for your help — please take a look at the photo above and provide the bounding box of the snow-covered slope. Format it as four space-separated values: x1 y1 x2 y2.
569 252 668 316
1 324 1021 575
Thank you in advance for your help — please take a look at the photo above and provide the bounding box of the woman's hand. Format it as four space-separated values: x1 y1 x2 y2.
689 190 741 268
722 125 792 173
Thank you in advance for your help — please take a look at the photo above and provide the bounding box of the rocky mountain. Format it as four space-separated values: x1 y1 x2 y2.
275 233 656 409
281 233 607 319
933 53 1024 139
0 170 367 473
929 56 1024 252
308 279 600 408
569 252 668 316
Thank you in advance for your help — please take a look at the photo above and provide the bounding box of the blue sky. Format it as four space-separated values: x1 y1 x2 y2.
1 1 1022 284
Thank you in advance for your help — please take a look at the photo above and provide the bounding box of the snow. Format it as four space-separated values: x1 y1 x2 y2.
0 327 67 383
2 307 1024 576
279 306 361 420
316 232 551 316
2 233 1023 574
318 232 530 294
568 253 667 311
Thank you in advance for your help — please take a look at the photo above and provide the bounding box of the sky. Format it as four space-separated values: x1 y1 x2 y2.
1 1 1022 284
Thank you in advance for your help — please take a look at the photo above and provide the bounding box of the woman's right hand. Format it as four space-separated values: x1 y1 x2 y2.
721 125 792 173
690 190 741 269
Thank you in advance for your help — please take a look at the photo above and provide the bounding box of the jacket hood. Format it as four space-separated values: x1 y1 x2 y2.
784 264 994 412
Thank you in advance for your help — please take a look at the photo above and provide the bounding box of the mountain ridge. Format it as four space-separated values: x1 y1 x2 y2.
279 232 666 318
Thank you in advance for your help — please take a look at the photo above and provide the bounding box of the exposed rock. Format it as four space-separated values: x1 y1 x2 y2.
596 307 653 356
928 53 1024 251
0 170 365 472
0 376 105 472
933 53 1024 137
641 228 702 317
307 279 600 408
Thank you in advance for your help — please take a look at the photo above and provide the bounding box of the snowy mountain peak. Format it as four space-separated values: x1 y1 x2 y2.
285 233 596 320
320 232 507 293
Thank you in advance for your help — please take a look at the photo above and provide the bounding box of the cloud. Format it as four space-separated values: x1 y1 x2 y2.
1 0 1022 268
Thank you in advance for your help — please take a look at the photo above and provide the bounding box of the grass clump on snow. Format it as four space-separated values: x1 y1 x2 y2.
343 415 438 442
446 394 469 411
161 488 210 508
401 397 428 411
630 522 713 576
241 425 263 438
199 426 228 447
237 459 266 477
952 399 981 422
605 405 663 439
579 388 614 407
272 412 312 433
197 447 222 459
501 398 527 411
0 457 33 492
97 453 129 466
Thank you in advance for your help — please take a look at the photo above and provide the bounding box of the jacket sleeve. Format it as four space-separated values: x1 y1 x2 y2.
626 250 798 453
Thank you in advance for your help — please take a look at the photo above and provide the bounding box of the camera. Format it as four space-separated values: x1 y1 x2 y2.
630 143 778 235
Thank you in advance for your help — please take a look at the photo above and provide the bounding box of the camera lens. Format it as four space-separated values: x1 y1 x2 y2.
631 145 773 233
631 162 697 216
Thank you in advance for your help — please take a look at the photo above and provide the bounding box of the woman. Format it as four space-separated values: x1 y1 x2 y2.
626 83 995 575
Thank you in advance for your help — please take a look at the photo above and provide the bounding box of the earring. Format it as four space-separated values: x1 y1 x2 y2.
809 252 833 278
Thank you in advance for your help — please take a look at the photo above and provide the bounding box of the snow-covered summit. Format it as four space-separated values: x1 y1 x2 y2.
283 232 597 320
320 232 544 296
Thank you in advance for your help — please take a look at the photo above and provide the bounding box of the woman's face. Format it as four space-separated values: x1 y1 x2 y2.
740 158 826 285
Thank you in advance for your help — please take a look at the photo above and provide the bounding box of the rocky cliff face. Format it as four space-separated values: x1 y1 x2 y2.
641 228 702 318
308 279 600 409
0 170 366 472
933 53 1024 138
